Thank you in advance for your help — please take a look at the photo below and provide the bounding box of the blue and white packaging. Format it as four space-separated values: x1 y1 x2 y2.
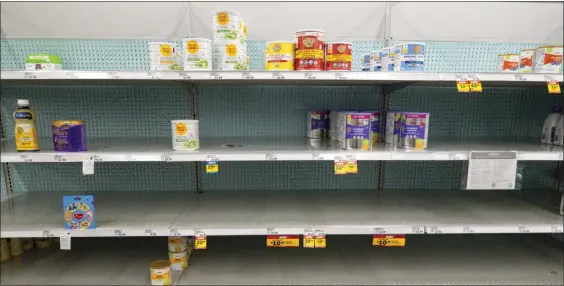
381 47 394 72
370 50 382 71
360 53 371 71
393 42 425 72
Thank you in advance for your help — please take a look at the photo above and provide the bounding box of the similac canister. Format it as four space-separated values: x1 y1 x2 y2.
171 120 199 151
325 42 353 71
496 54 519 72
371 50 382 71
360 53 371 71
265 41 294 71
393 42 425 72
150 260 171 286
519 49 535 73
294 29 325 71
182 38 212 71
533 46 563 73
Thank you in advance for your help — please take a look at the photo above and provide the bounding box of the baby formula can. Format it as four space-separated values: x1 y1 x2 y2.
213 40 247 71
381 47 394 72
385 112 401 145
519 49 535 73
1 239 9 262
325 42 353 71
168 236 187 252
265 41 294 71
294 29 325 71
329 111 338 140
212 10 244 41
9 238 23 257
360 53 371 71
169 251 188 271
393 42 425 72
307 111 329 139
496 54 519 72
533 46 563 73
342 112 372 150
149 42 179 71
399 112 430 149
150 260 171 286
369 111 382 144
182 38 212 71
171 120 199 151
52 120 87 152
371 50 382 71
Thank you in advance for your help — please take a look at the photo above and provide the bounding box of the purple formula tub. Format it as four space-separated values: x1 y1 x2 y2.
52 120 87 152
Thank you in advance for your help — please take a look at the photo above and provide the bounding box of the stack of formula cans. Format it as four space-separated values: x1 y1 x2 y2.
385 111 430 150
212 10 248 71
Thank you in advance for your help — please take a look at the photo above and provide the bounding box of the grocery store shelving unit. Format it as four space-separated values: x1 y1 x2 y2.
1 38 563 285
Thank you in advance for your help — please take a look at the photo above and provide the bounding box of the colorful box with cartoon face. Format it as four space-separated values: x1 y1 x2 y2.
63 195 95 230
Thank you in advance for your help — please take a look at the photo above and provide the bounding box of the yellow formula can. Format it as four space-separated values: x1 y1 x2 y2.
169 251 188 271
168 236 187 252
9 238 23 257
150 260 171 286
265 41 294 71
22 238 34 251
35 238 51 249
1 239 9 263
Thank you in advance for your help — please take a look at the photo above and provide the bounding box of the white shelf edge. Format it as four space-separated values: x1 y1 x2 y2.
1 70 562 83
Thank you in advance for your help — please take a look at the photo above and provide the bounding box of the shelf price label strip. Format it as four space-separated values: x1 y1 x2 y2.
456 74 470 93
372 234 406 247
267 235 300 248
303 229 326 248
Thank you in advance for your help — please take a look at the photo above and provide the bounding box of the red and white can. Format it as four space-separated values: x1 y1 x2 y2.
325 42 353 71
294 29 325 71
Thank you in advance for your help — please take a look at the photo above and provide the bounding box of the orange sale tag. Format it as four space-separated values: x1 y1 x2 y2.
267 235 299 248
372 234 405 247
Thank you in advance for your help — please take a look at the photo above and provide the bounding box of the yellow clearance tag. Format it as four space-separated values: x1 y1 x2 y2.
206 162 218 174
334 157 348 175
315 234 326 248
303 234 315 248
346 156 358 174
195 235 207 250
469 80 483 92
548 82 561 94
267 235 299 248
456 80 470 92
372 234 405 247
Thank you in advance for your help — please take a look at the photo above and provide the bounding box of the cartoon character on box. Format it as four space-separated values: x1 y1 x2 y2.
63 195 95 230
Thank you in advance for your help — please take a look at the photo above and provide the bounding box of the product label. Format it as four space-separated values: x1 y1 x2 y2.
503 60 519 71
175 123 188 136
216 12 229 25
399 113 428 149
544 53 562 66
160 44 173 57
187 40 199 54
345 113 371 150
520 56 533 69
53 123 87 152
226 44 238 57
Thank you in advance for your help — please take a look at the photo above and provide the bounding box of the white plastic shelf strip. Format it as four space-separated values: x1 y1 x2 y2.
1 70 562 84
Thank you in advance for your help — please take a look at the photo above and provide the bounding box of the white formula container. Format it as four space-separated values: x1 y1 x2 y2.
393 42 425 72
519 49 535 73
212 10 244 41
533 46 563 73
371 50 382 71
149 42 180 71
171 120 199 151
169 251 188 271
360 53 371 71
182 38 212 71
213 40 247 71
381 47 394 72
496 54 519 72
541 105 563 144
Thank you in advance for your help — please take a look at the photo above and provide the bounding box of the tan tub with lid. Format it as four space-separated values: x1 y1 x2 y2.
150 260 171 286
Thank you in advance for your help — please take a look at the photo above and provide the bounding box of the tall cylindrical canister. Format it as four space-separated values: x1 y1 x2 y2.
294 29 325 71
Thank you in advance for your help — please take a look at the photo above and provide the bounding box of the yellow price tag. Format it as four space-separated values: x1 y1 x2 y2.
548 83 561 94
206 163 218 174
334 157 347 175
267 235 299 248
303 235 315 248
469 81 483 92
372 235 405 247
456 81 470 92
195 236 207 250
346 156 358 174
315 235 326 248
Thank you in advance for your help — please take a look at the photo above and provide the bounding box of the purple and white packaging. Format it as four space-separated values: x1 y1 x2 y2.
385 111 401 145
399 112 430 149
341 112 372 150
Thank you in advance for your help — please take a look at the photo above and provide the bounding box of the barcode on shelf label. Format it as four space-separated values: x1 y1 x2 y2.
169 229 181 237
91 155 103 162
43 230 55 237
265 154 278 161
312 153 324 160
304 73 316 80
242 72 254 80
54 155 67 162
20 155 32 163
272 73 285 80
266 228 278 235
448 153 462 160
334 73 347 80
462 226 474 233
66 72 77 79
411 226 424 234
518 226 530 233
124 155 135 161
24 72 37 79
108 72 119 79
114 229 126 236
374 227 387 234
428 226 442 234
514 74 527 81
161 153 173 162
147 72 159 80
455 74 468 82
210 72 222 80
145 230 157 236
179 72 191 80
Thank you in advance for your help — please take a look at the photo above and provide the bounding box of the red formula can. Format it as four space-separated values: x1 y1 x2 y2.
325 42 353 71
294 29 325 71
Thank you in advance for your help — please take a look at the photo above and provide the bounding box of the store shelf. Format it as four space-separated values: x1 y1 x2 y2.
1 137 562 163
1 70 562 86
172 190 563 235
0 191 194 238
2 190 561 238
0 237 185 285
1 235 562 285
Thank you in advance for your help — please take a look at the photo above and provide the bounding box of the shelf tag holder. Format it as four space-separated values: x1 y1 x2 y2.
60 232 71 250
334 156 348 175
303 229 315 248
346 155 358 174
314 229 326 248
466 151 517 190
206 155 219 174
455 74 470 93
194 230 207 250
267 235 299 248
82 160 95 175
372 234 406 247
546 76 561 94
468 74 483 92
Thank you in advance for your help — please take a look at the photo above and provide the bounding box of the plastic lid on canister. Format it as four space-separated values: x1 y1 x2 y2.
266 41 294 44
325 41 354 45
150 260 171 269
17 99 29 106
294 29 325 34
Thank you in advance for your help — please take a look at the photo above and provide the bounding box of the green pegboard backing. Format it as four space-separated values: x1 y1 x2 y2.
198 85 382 138
1 85 191 139
10 163 196 193
201 161 378 191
